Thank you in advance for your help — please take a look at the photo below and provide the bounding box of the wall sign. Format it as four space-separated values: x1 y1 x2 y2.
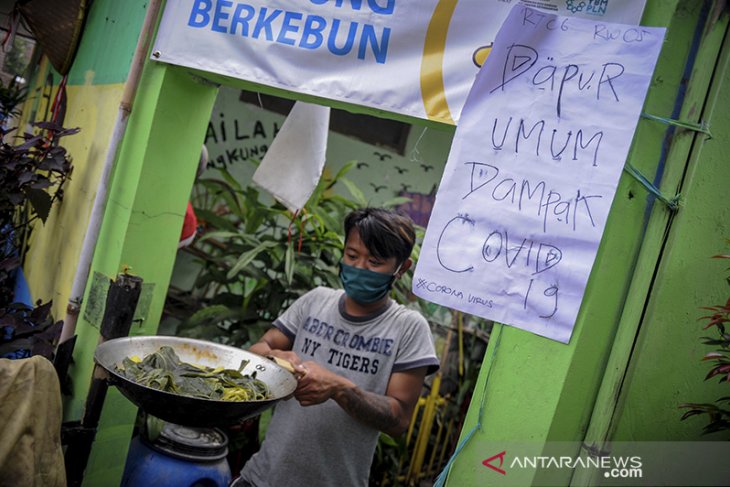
412 5 665 343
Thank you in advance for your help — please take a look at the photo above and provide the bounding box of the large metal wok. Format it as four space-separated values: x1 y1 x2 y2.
94 336 297 427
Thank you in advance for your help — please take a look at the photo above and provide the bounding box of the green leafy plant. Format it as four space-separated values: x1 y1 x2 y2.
680 245 730 435
372 432 408 486
0 121 78 305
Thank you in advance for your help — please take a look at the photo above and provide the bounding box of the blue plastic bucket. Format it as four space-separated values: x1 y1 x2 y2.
121 423 232 487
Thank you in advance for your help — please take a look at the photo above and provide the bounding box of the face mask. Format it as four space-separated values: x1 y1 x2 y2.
339 262 401 304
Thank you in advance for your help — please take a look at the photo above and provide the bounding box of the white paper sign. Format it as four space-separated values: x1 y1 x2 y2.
413 5 665 343
152 0 647 124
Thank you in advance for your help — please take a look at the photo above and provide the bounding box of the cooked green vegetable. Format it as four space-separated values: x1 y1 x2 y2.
114 346 270 402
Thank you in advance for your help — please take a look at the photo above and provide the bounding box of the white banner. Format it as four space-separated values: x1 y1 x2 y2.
152 0 647 124
412 5 665 343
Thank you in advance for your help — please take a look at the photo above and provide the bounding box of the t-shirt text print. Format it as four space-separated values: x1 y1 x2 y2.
300 316 394 374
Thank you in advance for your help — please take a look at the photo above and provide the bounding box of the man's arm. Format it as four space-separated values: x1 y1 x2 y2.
294 363 428 437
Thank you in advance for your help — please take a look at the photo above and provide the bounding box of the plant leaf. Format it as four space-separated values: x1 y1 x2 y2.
25 188 52 223
227 241 279 279
339 177 368 206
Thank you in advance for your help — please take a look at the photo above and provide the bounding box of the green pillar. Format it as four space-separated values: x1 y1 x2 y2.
67 61 217 486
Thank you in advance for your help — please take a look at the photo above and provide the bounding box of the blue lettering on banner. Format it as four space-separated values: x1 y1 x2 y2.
300 15 326 49
231 4 255 34
186 0 392 63
278 11 303 45
328 19 358 56
188 0 212 27
212 0 234 32
253 8 282 40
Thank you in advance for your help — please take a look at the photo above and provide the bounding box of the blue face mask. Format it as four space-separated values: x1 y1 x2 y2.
339 262 400 304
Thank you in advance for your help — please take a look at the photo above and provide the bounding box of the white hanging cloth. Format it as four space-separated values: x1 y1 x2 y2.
253 101 330 212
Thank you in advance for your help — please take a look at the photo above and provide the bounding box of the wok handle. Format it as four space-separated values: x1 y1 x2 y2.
266 356 297 374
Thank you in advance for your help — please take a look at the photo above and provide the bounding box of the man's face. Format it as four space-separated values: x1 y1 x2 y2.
343 229 399 274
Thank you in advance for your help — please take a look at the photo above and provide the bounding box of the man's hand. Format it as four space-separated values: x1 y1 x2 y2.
293 361 349 406
249 328 307 377
266 349 305 368
266 351 309 379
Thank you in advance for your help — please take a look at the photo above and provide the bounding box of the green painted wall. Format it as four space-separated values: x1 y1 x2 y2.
571 5 730 484
69 0 149 85
22 0 151 315
605 10 730 443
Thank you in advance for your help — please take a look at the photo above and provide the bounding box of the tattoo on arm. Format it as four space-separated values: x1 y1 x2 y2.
336 387 402 433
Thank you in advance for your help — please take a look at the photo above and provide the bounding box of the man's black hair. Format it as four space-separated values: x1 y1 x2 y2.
344 208 416 265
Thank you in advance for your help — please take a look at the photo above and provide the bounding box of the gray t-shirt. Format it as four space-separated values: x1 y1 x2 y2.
240 287 439 487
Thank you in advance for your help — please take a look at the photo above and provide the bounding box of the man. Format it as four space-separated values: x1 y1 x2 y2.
235 207 439 487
